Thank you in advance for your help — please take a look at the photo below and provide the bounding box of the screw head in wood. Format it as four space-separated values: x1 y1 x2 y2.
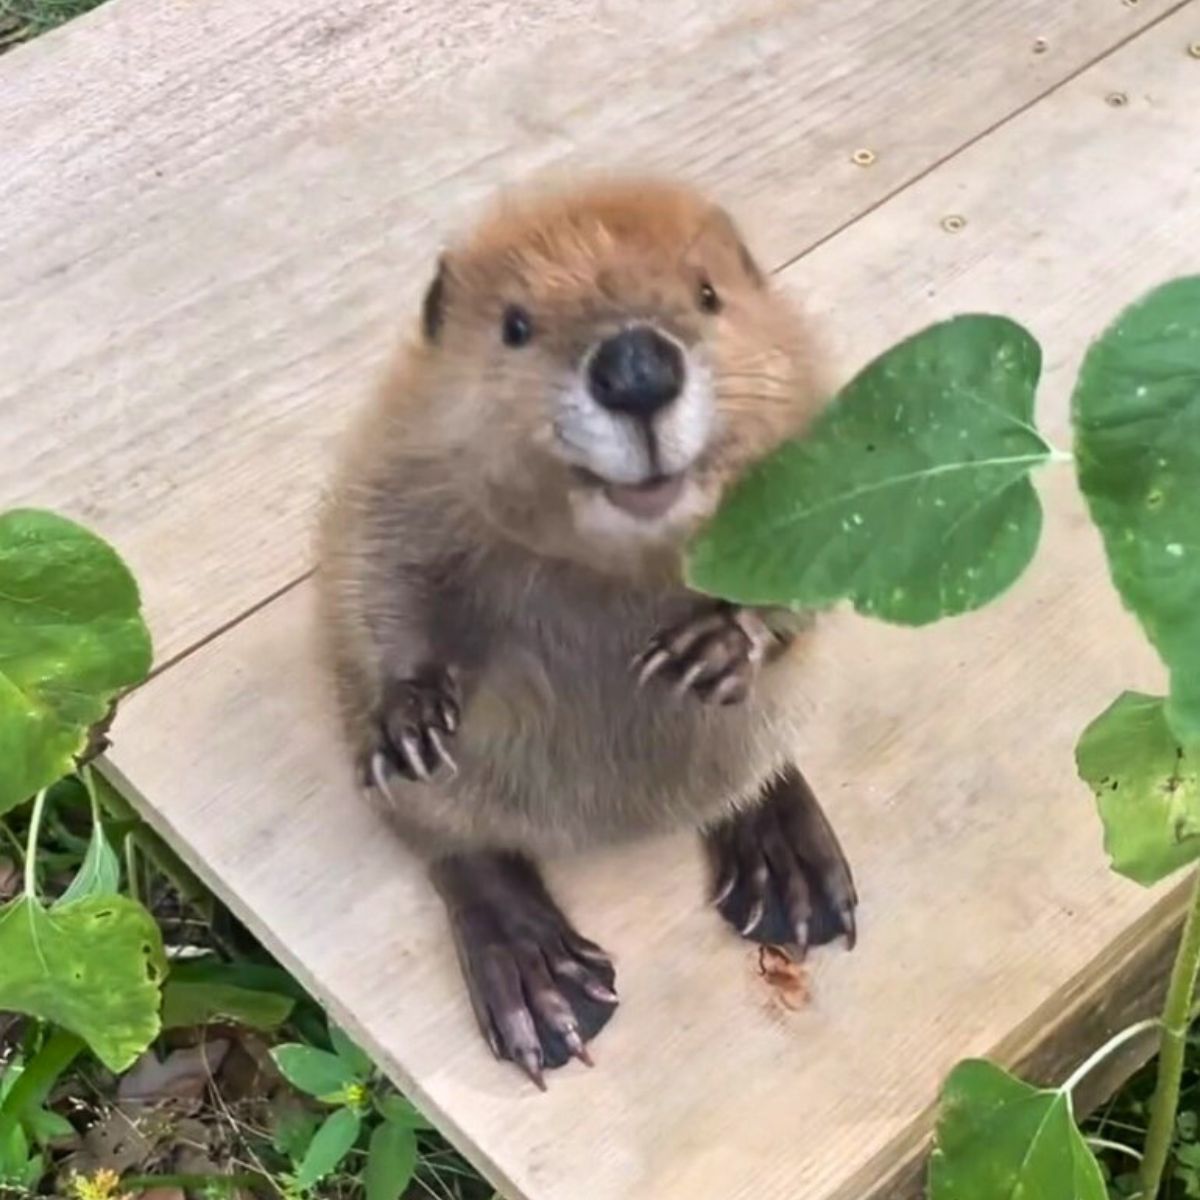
941 214 967 233
852 148 877 167
1106 91 1129 107
1032 37 1048 54
1189 42 1200 59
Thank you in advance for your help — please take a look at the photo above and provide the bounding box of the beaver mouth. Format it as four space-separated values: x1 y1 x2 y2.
573 468 688 520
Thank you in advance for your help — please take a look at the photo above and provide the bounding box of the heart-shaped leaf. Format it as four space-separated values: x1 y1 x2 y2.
295 1107 361 1191
1076 691 1200 886
929 1059 1106 1200
1072 277 1200 745
0 894 166 1072
687 316 1051 624
0 510 152 814
365 1118 419 1200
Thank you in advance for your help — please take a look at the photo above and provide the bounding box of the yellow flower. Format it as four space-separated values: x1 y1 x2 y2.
67 1167 132 1200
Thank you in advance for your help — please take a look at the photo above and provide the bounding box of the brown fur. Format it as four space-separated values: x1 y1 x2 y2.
316 176 827 858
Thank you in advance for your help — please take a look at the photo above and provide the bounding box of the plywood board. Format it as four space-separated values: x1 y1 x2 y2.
0 0 1180 661
109 9 1200 1199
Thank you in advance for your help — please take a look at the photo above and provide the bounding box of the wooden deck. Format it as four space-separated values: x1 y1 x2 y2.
4 1 1200 1196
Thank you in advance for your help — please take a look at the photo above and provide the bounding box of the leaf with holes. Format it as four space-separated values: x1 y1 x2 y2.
687 316 1052 624
1072 277 1200 744
929 1059 1106 1200
0 895 166 1072
0 510 152 814
1076 691 1200 886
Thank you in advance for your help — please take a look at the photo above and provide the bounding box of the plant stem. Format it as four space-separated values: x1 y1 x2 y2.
0 1028 84 1145
123 1172 267 1193
1062 1017 1160 1096
1087 1136 1144 1161
124 832 140 905
23 789 48 897
1140 867 1200 1199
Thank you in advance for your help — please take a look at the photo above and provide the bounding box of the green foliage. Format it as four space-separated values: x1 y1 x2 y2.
687 315 1051 623
57 770 120 905
0 509 151 814
1072 278 1200 746
271 1044 363 1101
929 1060 1106 1199
294 1107 361 1192
161 979 296 1032
365 1118 419 1200
1077 693 1199 886
0 893 166 1072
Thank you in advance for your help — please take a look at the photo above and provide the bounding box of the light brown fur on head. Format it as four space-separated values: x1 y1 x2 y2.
363 175 824 578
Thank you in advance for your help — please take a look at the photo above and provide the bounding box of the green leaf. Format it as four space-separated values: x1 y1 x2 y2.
329 1024 374 1080
365 1118 419 1200
273 1106 319 1163
0 1120 29 1183
687 315 1051 624
23 1108 73 1145
1076 691 1200 885
0 894 166 1071
0 509 152 814
1072 277 1200 744
374 1092 433 1131
57 772 120 906
271 1045 358 1099
929 1059 1106 1200
294 1107 361 1191
161 979 295 1031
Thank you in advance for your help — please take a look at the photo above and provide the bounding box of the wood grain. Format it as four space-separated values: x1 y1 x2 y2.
0 0 1179 661
107 10 1200 1197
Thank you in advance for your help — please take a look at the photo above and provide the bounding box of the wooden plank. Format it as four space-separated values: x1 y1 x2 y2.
109 10 1200 1198
0 0 1179 662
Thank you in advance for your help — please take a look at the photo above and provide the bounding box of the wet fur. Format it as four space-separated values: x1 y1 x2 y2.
316 176 827 858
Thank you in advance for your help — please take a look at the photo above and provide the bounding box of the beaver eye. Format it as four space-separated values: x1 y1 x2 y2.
697 279 722 314
501 304 534 348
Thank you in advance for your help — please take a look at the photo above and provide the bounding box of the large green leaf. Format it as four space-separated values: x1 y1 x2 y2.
1072 277 1200 744
365 1118 419 1200
929 1059 1106 1200
0 894 166 1072
294 1107 361 1191
687 316 1052 624
1076 691 1199 886
0 510 152 814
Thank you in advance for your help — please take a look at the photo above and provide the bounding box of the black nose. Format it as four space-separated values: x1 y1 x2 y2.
587 326 685 417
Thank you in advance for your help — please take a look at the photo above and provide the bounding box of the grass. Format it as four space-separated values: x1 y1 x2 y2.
0 0 107 49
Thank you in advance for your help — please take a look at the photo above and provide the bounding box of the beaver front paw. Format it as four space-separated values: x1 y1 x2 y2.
364 668 460 787
633 604 773 705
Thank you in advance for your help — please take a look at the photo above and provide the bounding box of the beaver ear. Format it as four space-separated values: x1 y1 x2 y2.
421 254 449 342
709 207 765 288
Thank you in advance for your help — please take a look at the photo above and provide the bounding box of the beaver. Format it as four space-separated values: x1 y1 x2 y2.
316 177 857 1088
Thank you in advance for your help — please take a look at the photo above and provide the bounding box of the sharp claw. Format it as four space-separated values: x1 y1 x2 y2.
636 648 672 687
400 733 432 781
517 1049 547 1091
484 1028 503 1060
711 673 746 706
840 904 858 951
712 872 737 907
426 728 458 777
793 919 810 959
370 751 399 802
564 1029 594 1067
440 700 459 733
674 659 708 698
740 898 765 937
583 978 619 1005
